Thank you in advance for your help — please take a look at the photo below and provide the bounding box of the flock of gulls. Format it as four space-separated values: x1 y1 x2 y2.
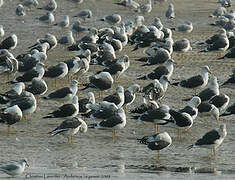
0 0 234 177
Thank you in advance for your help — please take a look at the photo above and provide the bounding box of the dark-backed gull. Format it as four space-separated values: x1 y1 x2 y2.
0 34 17 50
221 68 235 89
198 102 220 124
123 84 140 108
49 117 87 143
220 103 235 117
25 77 47 96
54 15 69 28
37 0 57 12
103 86 125 108
130 98 159 114
137 132 172 159
37 12 55 24
43 96 79 119
43 80 78 102
79 92 95 114
16 4 26 16
0 105 22 133
88 108 126 139
188 124 227 157
209 93 230 113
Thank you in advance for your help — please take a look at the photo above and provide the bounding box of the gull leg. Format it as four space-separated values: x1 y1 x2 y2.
178 129 182 140
112 130 116 140
54 79 57 88
154 124 159 133
212 147 216 158
216 117 219 126
157 150 160 160
67 137 70 143
67 75 70 83
8 125 11 134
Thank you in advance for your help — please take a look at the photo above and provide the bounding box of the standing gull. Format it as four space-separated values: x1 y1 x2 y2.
54 15 69 28
100 14 122 26
137 132 172 159
198 102 220 124
49 117 87 143
37 12 55 24
188 124 227 158
38 0 57 12
172 66 212 95
123 84 140 108
136 0 152 14
0 159 29 177
43 96 79 119
165 3 175 19
78 92 95 114
208 93 230 113
88 108 126 139
16 4 26 17
43 80 78 102
0 105 22 133
58 31 75 46
103 86 125 108
25 77 47 97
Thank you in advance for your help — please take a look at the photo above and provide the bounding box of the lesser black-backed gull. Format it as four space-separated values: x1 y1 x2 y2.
144 79 165 103
157 109 194 139
218 46 235 59
10 62 45 84
74 9 92 21
77 27 99 44
82 72 114 98
173 38 192 52
43 96 79 119
171 21 193 33
58 31 74 46
37 0 57 12
221 68 235 88
183 75 219 102
7 91 37 120
130 98 159 114
49 117 87 143
0 34 17 50
0 105 22 133
37 12 55 24
220 103 235 117
105 36 123 53
165 3 175 19
79 92 95 114
103 86 125 108
136 0 152 14
198 102 220 124
0 56 18 76
137 59 175 80
123 84 140 108
25 77 47 96
132 104 171 132
137 132 172 159
209 93 230 113
29 33 57 51
0 159 29 177
43 80 78 102
97 55 129 81
54 15 69 28
172 66 212 95
200 29 229 54
88 108 126 139
188 124 227 157
44 62 68 87
0 82 25 101
142 48 171 66
179 96 201 120
86 101 118 121
64 57 80 81
16 4 26 16
100 14 121 26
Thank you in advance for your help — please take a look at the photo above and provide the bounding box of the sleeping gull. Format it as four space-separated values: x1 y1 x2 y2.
54 15 70 28
43 96 79 119
114 0 140 10
88 108 126 139
171 21 193 33
43 80 78 102
208 93 230 113
74 9 92 21
58 31 75 46
173 38 192 52
0 105 22 133
49 117 87 143
220 103 235 117
218 46 235 60
25 77 48 97
38 0 57 12
172 66 212 95
137 132 172 159
21 0 39 9
0 34 17 50
70 20 89 35
37 12 55 24
188 124 227 158
100 14 122 26
0 159 29 177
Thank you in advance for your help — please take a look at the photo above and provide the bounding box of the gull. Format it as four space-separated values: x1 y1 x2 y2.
198 102 220 124
43 96 79 119
100 14 122 26
49 117 87 143
38 0 57 12
0 0 3 7
74 9 92 21
37 12 55 24
172 66 212 95
130 98 159 114
88 108 126 139
220 103 235 117
10 62 45 84
21 0 39 9
0 159 29 177
29 33 57 51
218 46 235 60
58 31 75 46
16 4 26 17
0 105 22 133
209 6 227 18
114 0 140 10
0 34 17 50
152 17 163 31
78 92 95 114
171 21 193 33
137 132 172 159
25 77 48 97
123 84 140 108
188 124 227 158
173 38 192 52
43 80 78 102
221 68 235 88
165 3 175 19
44 62 68 87
54 15 70 28
103 86 125 108
136 0 152 14
70 20 89 35
208 93 230 113
82 72 114 98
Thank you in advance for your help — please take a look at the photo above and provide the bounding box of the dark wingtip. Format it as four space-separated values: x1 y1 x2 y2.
187 144 193 150
137 76 146 80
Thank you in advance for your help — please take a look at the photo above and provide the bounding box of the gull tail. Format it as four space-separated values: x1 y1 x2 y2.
137 76 147 80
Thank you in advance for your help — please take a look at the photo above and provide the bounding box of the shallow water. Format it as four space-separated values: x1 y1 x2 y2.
0 0 235 179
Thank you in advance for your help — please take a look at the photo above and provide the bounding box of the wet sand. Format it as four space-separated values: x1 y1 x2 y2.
0 0 235 179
